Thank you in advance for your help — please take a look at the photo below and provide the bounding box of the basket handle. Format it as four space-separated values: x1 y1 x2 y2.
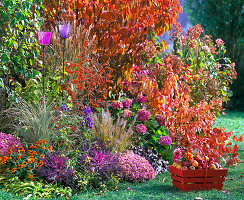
191 145 208 188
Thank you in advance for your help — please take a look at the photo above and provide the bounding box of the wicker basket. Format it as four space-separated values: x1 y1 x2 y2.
169 145 228 191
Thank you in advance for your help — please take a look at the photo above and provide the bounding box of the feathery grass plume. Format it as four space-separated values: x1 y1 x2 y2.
90 109 136 153
12 99 56 145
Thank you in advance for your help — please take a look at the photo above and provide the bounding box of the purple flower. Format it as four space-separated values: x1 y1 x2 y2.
111 100 123 110
159 136 172 146
84 106 92 115
85 115 93 129
136 124 147 134
121 109 132 118
155 114 167 126
55 110 61 117
136 109 151 122
136 94 146 103
122 98 132 108
61 104 67 111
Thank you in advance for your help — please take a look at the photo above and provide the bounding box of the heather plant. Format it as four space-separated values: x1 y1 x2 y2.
117 153 156 182
0 133 23 156
0 139 53 181
90 109 136 152
36 151 75 188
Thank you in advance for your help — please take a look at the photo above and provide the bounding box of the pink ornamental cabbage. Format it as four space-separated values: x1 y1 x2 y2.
111 100 123 110
121 109 132 118
136 109 151 122
0 132 23 156
136 95 146 103
122 98 132 108
117 153 156 182
136 124 147 134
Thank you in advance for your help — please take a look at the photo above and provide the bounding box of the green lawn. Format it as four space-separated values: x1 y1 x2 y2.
0 111 243 200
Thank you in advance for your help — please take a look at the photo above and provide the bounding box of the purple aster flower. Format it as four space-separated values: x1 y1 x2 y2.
61 104 67 111
159 136 172 146
122 98 132 108
136 94 146 103
55 110 61 117
155 114 167 126
121 109 132 118
111 100 123 110
136 109 151 122
136 124 147 134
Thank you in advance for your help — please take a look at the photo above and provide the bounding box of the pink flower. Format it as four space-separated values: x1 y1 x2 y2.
159 136 172 146
111 100 123 109
136 109 151 122
155 114 167 126
136 94 146 103
136 124 147 134
173 148 183 163
122 98 133 108
117 153 156 182
202 45 211 54
121 109 132 118
216 38 225 47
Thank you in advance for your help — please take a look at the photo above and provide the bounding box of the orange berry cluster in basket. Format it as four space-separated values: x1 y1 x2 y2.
172 148 224 170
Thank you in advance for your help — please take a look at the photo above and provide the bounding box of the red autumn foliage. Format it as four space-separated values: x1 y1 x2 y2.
42 0 181 93
122 24 241 165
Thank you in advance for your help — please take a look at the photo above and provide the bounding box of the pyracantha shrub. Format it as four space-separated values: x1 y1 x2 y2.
0 133 23 156
36 151 75 188
130 145 169 175
117 153 156 182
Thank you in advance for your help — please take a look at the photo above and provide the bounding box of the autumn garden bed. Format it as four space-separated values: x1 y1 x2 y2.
1 1 244 200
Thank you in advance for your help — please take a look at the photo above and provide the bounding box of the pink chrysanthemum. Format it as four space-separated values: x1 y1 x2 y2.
173 147 183 163
121 109 132 118
159 136 172 146
111 100 123 110
117 153 156 182
136 109 151 122
216 38 225 47
136 124 147 134
155 114 167 126
136 94 146 103
122 98 132 108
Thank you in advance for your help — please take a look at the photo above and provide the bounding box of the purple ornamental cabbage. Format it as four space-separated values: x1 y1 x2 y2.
36 151 75 188
0 132 23 156
80 150 118 180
